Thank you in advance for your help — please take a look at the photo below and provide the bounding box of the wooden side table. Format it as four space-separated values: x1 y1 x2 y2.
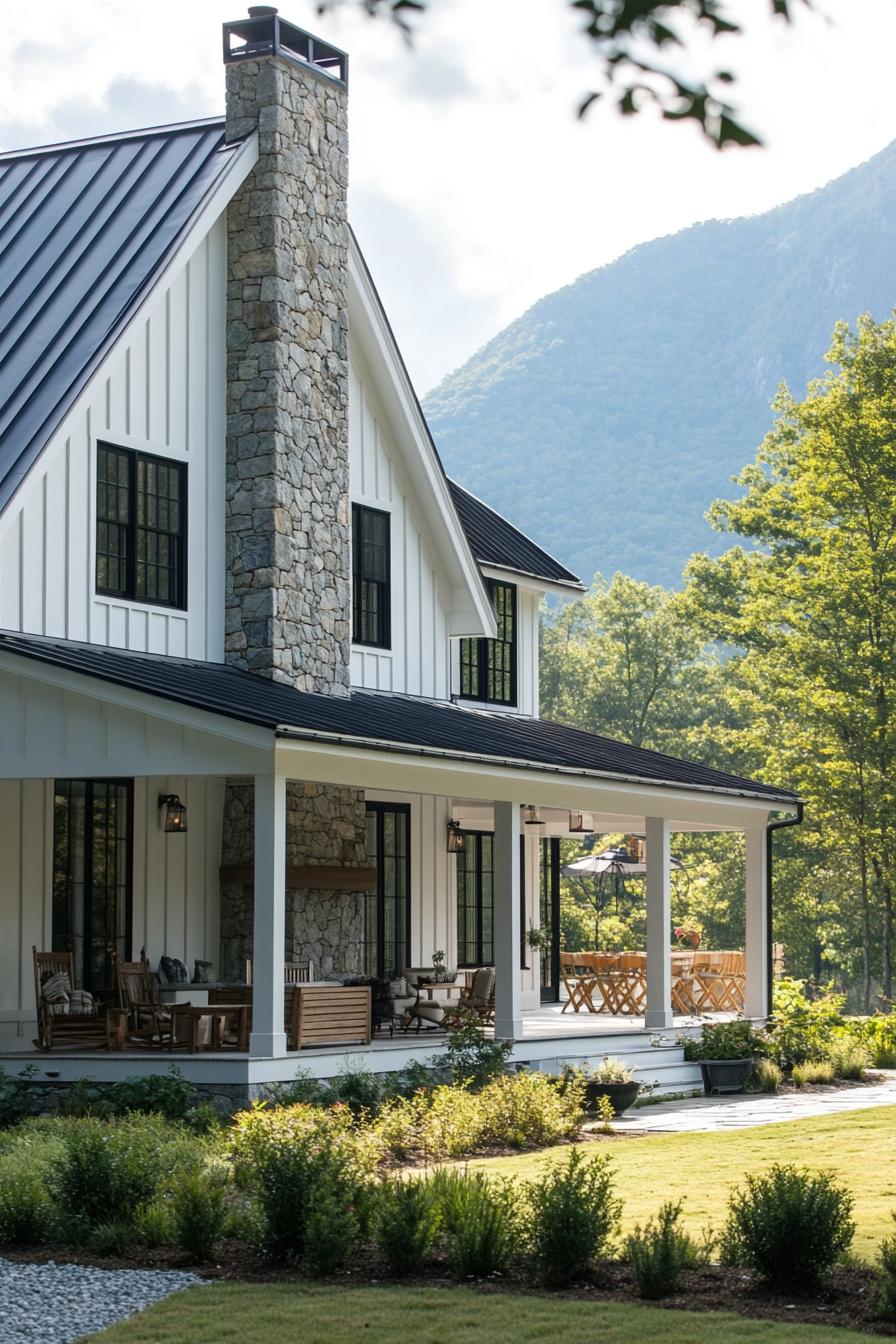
170 1004 249 1052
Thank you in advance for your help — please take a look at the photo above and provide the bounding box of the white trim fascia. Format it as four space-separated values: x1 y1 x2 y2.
1 131 260 516
478 563 587 601
348 237 496 641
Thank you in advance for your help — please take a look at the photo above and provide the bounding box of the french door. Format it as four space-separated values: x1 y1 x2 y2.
52 779 133 995
364 803 411 978
540 837 561 1002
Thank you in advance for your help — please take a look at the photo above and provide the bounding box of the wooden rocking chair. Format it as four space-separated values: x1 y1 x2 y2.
115 949 180 1048
33 947 107 1051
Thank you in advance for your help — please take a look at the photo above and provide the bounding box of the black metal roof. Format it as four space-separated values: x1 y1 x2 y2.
0 631 798 804
0 119 245 511
448 480 583 588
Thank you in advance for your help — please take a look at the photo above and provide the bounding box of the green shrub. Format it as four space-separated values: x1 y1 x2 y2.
304 1172 360 1275
0 1066 40 1129
720 1164 855 1288
523 1150 621 1285
626 1201 705 1298
267 1068 331 1108
792 1059 836 1087
825 1038 871 1081
682 1019 766 1062
228 1103 377 1262
877 1215 896 1320
751 1059 782 1093
479 1071 584 1149
433 1170 515 1278
171 1167 229 1261
134 1200 174 1248
327 1063 384 1118
109 1067 193 1121
373 1086 485 1162
442 1012 514 1089
91 1219 136 1256
767 978 845 1066
0 1160 53 1244
60 1077 111 1119
374 1176 441 1275
856 1014 896 1068
184 1101 225 1135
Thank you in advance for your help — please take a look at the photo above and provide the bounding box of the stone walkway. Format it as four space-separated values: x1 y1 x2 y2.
612 1072 896 1133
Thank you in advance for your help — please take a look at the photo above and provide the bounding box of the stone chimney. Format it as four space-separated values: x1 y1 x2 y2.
223 8 350 694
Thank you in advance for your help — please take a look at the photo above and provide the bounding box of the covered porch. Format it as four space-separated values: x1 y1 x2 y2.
0 631 799 1095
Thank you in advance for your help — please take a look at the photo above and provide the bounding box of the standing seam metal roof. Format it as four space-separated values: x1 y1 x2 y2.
0 119 245 510
447 479 583 588
0 631 799 805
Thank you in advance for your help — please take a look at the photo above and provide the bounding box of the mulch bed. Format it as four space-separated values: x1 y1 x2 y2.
5 1242 893 1335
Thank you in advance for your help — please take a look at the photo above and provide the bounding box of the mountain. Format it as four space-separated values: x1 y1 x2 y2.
424 141 896 588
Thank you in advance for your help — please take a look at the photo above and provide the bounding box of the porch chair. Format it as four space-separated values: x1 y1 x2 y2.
442 966 496 1028
115 949 180 1048
32 947 106 1052
613 953 648 1015
559 952 598 1013
244 958 314 985
670 954 696 1014
583 953 623 1014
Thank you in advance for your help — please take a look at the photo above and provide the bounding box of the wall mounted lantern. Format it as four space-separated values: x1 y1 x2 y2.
521 804 545 827
159 794 188 834
568 810 593 834
446 820 465 853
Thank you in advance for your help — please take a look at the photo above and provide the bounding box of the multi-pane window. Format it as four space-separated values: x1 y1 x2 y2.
458 580 517 705
96 443 186 608
456 832 494 967
364 803 411 978
352 504 390 648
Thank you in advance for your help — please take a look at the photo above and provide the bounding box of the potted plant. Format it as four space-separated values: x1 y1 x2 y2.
682 1019 766 1095
526 923 551 955
428 950 455 984
673 924 702 949
572 1056 641 1115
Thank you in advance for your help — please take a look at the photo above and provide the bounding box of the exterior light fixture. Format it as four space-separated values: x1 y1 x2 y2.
446 820 465 853
522 804 545 827
159 794 188 834
627 835 646 863
568 810 593 834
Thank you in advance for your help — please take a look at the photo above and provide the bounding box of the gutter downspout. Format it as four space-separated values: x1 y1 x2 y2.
766 802 804 1013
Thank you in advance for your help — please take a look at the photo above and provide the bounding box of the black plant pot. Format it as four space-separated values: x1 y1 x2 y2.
583 1079 641 1115
699 1058 754 1096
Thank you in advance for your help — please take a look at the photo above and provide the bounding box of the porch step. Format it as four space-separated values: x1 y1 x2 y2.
517 1040 703 1099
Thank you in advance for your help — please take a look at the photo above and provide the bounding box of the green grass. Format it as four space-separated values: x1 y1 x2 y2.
86 1284 876 1343
466 1104 896 1259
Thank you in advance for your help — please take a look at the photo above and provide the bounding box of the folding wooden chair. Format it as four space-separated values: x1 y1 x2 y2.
583 953 623 1014
691 951 724 1011
716 951 746 1012
670 954 696 1014
559 952 598 1013
614 953 647 1014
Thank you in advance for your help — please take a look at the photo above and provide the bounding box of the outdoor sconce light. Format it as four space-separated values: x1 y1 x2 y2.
568 810 593 834
522 804 545 827
159 794 188 834
627 835 645 862
446 820 465 853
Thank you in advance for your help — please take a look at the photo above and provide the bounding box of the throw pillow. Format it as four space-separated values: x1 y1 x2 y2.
158 955 189 985
192 960 215 984
41 971 71 1004
68 990 96 1016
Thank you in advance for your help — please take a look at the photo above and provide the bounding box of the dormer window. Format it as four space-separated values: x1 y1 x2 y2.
352 504 391 648
96 443 187 609
459 580 517 706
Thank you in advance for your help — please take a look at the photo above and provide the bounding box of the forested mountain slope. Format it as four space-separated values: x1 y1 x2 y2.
425 141 896 586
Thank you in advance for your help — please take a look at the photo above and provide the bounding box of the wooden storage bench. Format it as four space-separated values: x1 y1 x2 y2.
290 984 372 1049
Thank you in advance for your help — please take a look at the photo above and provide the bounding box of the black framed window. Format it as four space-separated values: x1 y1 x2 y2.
52 779 133 995
96 442 187 608
352 504 391 648
364 803 411 978
456 831 494 967
458 580 517 706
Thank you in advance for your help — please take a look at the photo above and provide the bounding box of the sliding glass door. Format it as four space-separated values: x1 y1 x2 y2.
52 779 133 994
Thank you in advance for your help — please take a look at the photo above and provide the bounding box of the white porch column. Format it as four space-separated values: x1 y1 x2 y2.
744 827 769 1019
250 771 288 1057
645 815 673 1029
493 800 523 1039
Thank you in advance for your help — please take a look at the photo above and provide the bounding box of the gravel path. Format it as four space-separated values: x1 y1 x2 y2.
0 1257 202 1343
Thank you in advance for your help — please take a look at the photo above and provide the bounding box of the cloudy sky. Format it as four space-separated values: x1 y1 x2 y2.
2 1 895 392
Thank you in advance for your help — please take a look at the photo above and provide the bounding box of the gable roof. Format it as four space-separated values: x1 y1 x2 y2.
0 630 799 805
0 118 249 511
448 479 584 590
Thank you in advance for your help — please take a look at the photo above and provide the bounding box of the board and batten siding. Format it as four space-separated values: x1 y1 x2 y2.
0 775 223 1050
0 218 226 661
348 353 451 699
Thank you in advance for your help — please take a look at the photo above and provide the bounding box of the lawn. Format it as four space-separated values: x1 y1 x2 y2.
467 1103 896 1259
86 1284 878 1344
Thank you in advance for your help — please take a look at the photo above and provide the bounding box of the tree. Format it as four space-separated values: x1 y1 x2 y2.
687 314 896 1005
322 0 814 147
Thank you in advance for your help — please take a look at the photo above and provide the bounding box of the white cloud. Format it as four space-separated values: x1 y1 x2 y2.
2 0 895 392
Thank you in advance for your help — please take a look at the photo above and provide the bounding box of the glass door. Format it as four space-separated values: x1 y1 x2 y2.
540 837 561 1002
52 779 133 994
364 803 411 978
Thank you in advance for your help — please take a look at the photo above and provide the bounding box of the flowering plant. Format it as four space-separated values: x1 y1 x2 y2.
673 924 701 949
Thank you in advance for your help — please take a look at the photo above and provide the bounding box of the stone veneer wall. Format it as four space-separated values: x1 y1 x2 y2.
220 780 369 983
223 53 350 693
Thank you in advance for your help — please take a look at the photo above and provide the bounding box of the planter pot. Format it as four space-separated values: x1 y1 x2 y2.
699 1058 754 1096
583 1079 641 1115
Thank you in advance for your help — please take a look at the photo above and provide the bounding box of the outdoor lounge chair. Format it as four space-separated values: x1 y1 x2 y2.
441 966 496 1027
33 947 106 1051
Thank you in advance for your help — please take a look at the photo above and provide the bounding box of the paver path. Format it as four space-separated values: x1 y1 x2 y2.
612 1072 896 1133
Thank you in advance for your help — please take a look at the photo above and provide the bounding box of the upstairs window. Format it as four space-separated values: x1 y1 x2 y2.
352 503 391 648
458 580 517 706
96 443 186 609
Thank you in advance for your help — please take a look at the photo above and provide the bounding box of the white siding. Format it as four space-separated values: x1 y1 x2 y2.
0 218 227 661
348 352 451 699
0 775 223 1050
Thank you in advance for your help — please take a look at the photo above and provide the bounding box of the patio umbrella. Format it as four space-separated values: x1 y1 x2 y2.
562 847 685 878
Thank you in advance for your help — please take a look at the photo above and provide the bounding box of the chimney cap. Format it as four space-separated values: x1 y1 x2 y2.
223 11 348 87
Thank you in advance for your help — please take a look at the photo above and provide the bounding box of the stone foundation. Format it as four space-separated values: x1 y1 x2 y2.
219 778 369 982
